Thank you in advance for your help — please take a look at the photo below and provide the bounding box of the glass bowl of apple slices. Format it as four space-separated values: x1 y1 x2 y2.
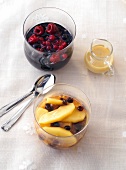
33 83 91 149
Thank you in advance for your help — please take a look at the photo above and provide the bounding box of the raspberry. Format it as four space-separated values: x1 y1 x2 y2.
62 54 68 59
50 54 60 63
28 34 39 44
34 25 44 35
46 23 58 34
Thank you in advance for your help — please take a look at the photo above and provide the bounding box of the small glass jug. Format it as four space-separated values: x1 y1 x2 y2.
84 39 114 76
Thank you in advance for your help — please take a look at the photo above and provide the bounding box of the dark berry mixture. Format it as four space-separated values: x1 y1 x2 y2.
24 22 73 71
26 22 72 53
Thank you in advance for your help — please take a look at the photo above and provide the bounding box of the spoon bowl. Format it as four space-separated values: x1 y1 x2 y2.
0 74 55 117
1 74 56 131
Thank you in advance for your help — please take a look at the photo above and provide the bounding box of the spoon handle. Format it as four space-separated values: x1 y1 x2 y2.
0 91 33 117
1 97 34 131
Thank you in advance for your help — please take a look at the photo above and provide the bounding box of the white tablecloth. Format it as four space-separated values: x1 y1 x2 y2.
0 0 126 169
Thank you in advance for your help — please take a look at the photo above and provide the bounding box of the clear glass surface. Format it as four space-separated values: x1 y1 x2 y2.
23 7 76 71
84 38 114 75
33 83 91 149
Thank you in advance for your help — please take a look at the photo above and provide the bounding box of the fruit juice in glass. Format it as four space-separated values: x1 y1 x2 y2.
33 84 91 149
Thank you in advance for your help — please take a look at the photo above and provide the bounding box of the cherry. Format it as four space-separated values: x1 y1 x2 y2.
34 25 44 35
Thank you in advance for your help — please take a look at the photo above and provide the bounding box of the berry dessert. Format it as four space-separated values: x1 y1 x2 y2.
24 22 73 71
34 95 89 149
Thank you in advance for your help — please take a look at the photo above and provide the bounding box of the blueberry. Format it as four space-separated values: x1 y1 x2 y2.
32 43 41 49
51 122 60 127
62 99 67 105
60 97 64 100
45 103 54 111
77 106 84 111
64 126 71 130
62 34 69 40
67 97 73 103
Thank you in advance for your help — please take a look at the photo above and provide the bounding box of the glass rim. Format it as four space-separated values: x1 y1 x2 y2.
90 38 113 60
23 7 76 55
33 83 91 139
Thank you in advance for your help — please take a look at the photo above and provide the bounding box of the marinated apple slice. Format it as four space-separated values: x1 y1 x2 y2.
42 127 77 146
39 103 75 125
62 108 86 123
35 107 48 122
43 127 73 137
46 97 63 105
36 95 88 139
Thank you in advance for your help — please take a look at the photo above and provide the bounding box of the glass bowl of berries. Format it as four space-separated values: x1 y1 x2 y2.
23 7 76 71
34 83 91 149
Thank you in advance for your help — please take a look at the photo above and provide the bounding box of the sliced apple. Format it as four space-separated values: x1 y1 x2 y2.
62 108 86 123
42 127 77 146
39 103 75 124
43 127 73 137
39 100 47 108
46 97 63 105
35 107 48 122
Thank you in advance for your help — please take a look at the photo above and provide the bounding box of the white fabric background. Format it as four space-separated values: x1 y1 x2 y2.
0 0 126 169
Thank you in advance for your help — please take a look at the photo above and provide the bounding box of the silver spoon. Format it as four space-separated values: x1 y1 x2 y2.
1 74 56 131
0 75 51 117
